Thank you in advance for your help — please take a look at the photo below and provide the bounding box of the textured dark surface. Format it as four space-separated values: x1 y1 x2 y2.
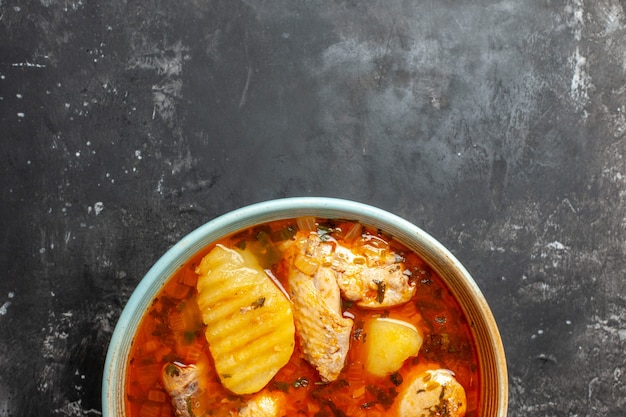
1 0 626 416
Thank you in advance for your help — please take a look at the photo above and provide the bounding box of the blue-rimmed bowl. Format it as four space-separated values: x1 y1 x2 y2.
103 197 508 416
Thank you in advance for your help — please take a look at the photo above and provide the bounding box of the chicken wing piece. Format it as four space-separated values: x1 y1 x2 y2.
286 233 353 382
289 269 353 382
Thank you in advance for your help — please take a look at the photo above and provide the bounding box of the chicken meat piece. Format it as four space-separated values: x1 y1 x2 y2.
289 229 415 308
331 236 416 308
286 233 354 382
312 266 342 314
395 369 467 417
161 362 207 417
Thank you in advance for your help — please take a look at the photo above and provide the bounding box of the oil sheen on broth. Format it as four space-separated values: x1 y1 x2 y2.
125 218 480 417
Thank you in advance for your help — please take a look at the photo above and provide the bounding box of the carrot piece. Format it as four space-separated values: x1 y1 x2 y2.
165 282 190 299
307 401 321 415
134 364 161 390
168 311 186 332
147 389 167 403
344 403 364 416
159 403 173 417
154 345 172 362
181 300 202 331
346 361 364 382
143 339 159 354
184 340 205 362
139 402 161 417
179 268 197 287
352 384 366 399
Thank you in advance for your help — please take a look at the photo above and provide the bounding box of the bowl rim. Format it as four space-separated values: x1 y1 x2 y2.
102 196 508 416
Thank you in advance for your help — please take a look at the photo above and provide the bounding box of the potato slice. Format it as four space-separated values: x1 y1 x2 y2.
196 244 295 394
363 317 423 377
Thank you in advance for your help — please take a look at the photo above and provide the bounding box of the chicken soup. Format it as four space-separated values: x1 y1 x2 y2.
125 218 480 417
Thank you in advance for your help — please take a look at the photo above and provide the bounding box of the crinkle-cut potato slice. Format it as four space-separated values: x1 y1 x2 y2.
195 244 295 395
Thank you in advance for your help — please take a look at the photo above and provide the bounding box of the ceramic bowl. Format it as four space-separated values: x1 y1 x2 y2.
102 197 508 416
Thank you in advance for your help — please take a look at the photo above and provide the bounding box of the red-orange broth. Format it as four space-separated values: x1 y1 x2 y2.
125 218 481 417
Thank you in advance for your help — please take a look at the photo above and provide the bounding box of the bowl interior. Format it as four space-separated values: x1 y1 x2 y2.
103 197 508 416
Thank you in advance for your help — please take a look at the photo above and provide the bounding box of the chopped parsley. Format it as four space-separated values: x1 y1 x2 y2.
240 297 266 313
293 377 309 388
373 279 386 303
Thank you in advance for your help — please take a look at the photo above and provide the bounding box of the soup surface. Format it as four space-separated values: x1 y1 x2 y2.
125 218 480 417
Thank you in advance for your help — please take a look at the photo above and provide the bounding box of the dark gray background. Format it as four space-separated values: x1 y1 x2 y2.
1 0 625 416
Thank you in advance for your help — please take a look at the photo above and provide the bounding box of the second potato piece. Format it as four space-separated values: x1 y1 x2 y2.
363 317 423 377
196 244 295 395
